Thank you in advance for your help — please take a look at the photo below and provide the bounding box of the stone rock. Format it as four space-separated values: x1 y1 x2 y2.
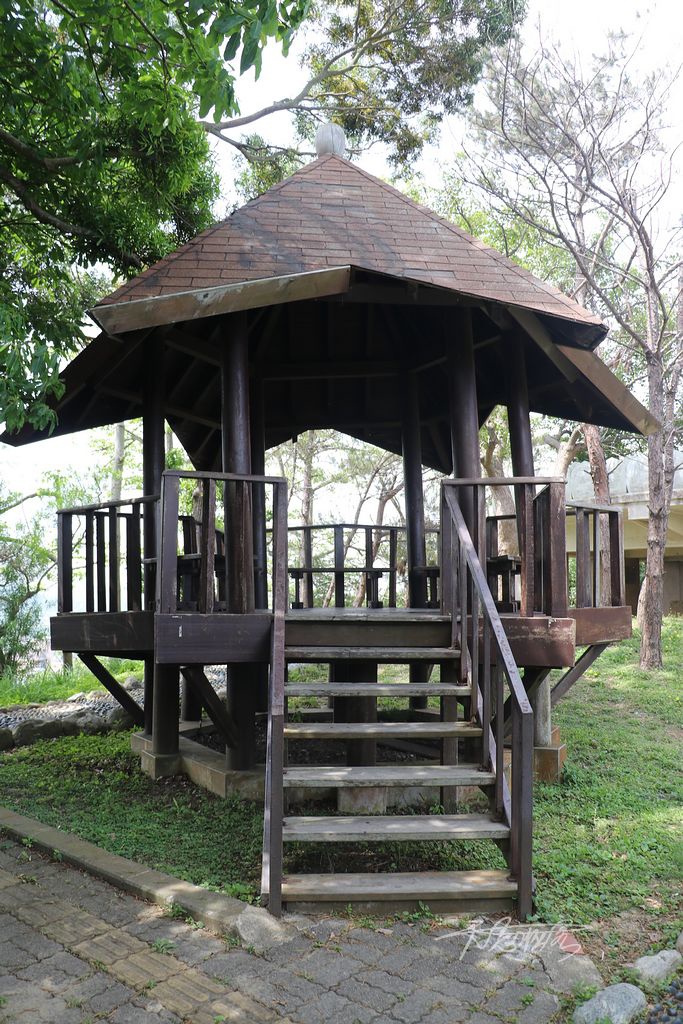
573 983 646 1024
12 719 52 746
631 948 682 983
0 727 14 750
63 710 102 736
233 905 296 952
105 706 133 728
67 692 86 702
676 931 683 956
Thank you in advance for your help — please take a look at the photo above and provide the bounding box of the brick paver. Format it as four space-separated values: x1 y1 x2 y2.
0 835 603 1023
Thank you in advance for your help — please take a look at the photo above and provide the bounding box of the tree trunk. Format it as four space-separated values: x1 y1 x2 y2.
110 423 125 501
640 351 668 668
553 426 583 478
582 423 611 603
481 423 517 555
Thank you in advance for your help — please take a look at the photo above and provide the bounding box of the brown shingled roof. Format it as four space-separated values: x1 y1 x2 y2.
96 154 605 337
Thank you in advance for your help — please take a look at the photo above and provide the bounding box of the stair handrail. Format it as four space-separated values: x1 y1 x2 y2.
441 482 533 919
261 476 288 915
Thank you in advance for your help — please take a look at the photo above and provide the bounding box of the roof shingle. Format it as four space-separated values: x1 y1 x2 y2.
96 154 604 333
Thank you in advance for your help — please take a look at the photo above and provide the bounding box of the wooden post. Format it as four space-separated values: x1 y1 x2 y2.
448 309 480 536
222 311 257 770
506 333 551 747
143 333 166 740
401 367 430 709
250 375 269 714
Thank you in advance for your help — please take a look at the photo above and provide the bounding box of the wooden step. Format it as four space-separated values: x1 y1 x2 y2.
283 721 481 740
285 646 460 662
283 763 495 788
281 869 516 903
285 682 470 697
283 812 509 842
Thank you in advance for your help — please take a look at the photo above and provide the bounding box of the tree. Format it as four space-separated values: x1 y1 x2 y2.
1 0 308 432
452 35 683 667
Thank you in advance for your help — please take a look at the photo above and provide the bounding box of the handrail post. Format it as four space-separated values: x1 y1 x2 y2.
592 510 601 607
511 703 534 920
57 512 73 614
263 479 287 916
575 509 591 607
609 509 625 606
519 483 535 615
158 474 180 613
334 525 345 608
547 482 567 617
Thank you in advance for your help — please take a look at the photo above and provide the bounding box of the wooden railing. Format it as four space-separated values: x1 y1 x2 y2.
56 496 159 614
566 502 625 607
154 470 289 913
450 477 568 618
284 522 440 610
441 482 533 919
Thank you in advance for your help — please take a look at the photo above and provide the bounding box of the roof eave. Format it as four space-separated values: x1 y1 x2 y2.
90 266 354 335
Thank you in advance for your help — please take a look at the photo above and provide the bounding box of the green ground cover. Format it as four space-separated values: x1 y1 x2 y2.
0 620 680 964
0 659 144 706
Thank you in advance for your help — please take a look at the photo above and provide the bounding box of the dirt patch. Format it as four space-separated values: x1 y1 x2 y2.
578 891 683 982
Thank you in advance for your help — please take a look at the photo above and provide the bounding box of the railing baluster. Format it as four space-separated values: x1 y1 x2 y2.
495 663 504 816
481 617 490 767
609 509 625 606
575 509 591 607
126 508 142 611
459 544 467 683
158 475 180 614
96 513 107 611
548 482 568 617
592 510 601 607
520 484 535 615
85 512 94 613
334 525 345 608
57 513 73 613
389 528 398 608
108 510 119 612
199 479 216 614
303 526 314 608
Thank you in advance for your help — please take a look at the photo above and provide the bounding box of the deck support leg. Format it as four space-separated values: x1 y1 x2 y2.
226 666 260 771
401 362 430 711
333 660 377 767
143 664 180 778
181 678 203 723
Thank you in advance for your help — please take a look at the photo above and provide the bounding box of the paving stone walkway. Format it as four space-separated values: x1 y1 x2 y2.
0 837 604 1024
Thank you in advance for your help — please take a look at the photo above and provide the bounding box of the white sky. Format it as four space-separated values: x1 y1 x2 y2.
1 0 681 501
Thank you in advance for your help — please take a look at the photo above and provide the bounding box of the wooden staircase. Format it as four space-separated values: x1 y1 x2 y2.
262 484 534 919
273 641 514 913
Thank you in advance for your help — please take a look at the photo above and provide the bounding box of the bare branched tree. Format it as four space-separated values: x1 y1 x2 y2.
458 34 683 667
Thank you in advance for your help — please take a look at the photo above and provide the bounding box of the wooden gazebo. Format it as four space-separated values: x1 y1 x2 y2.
3 136 657 918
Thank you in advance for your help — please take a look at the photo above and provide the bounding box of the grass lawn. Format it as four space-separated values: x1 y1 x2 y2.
0 620 680 968
0 658 144 706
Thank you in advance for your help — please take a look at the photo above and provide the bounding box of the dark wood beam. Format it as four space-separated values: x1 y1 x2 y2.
78 653 145 728
260 360 398 381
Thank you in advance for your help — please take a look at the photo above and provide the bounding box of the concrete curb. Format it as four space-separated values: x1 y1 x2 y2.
0 806 294 950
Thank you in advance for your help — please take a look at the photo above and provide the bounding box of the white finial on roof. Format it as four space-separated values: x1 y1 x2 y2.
315 123 347 158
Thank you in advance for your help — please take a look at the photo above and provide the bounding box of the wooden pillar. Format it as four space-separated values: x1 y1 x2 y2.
250 376 269 714
143 334 166 741
506 333 535 478
401 367 430 709
222 311 258 770
506 334 550 746
448 309 481 535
